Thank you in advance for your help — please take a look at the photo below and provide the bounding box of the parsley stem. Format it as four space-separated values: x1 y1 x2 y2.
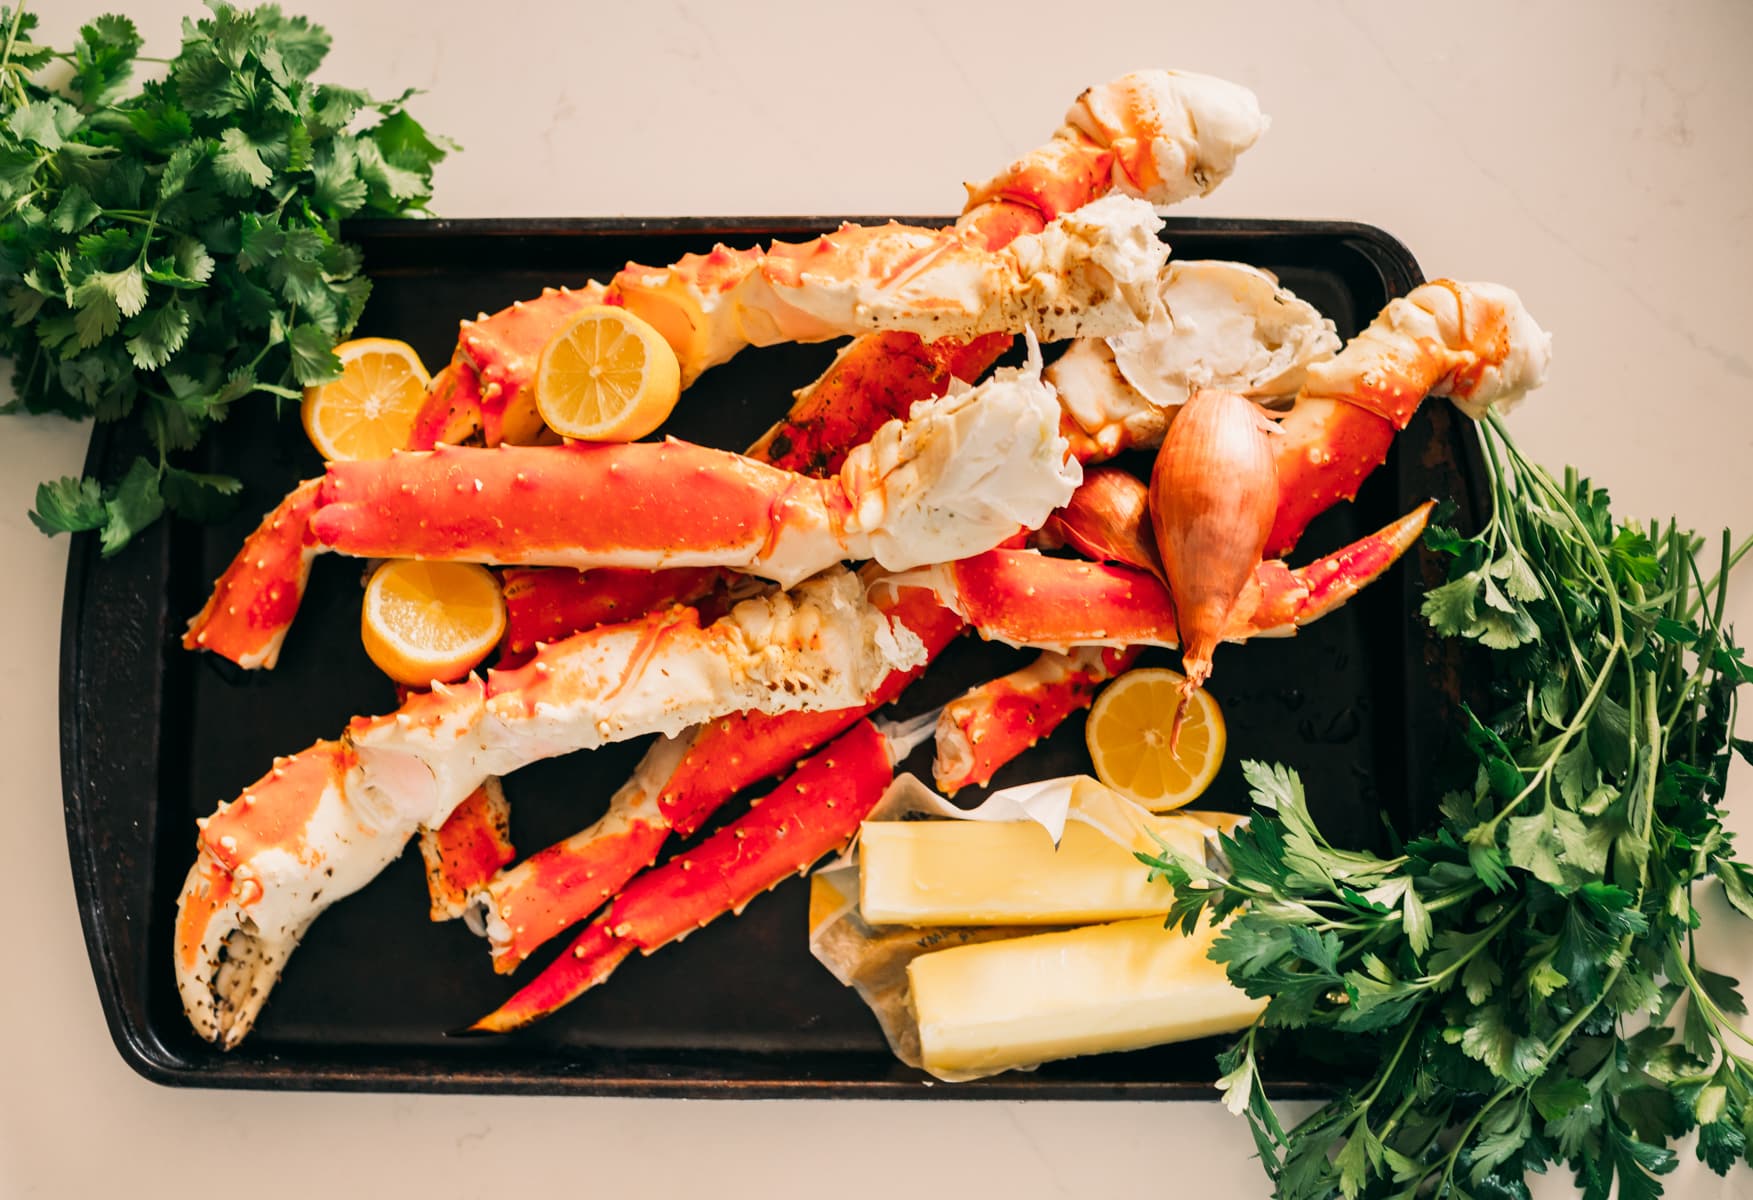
0 3 27 82
1670 937 1753 1053
1479 417 1632 831
1689 532 1753 619
1356 1009 1424 1113
1419 901 1523 987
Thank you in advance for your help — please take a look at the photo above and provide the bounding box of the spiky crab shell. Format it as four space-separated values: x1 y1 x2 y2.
418 779 514 922
471 720 895 1033
181 478 324 669
934 645 1141 794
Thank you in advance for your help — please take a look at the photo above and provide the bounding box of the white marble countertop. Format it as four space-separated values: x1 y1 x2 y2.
5 2 1752 1196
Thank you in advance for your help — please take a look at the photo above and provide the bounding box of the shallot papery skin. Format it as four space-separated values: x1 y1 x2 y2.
1149 389 1278 727
1041 465 1164 580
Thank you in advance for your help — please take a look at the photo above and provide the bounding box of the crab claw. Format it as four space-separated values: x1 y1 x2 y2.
173 741 383 1049
921 501 1435 652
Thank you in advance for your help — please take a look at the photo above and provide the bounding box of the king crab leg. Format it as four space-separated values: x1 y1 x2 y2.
1272 280 1550 555
186 350 1078 665
180 479 323 670
313 356 1076 581
469 717 910 1034
921 502 1434 653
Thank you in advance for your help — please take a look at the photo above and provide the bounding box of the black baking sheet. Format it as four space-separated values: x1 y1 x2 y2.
60 216 1485 1095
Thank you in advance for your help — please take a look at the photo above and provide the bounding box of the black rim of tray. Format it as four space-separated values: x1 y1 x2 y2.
59 215 1487 1097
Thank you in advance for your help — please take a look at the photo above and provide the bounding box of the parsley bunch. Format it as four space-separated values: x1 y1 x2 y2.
1149 414 1753 1200
0 2 449 553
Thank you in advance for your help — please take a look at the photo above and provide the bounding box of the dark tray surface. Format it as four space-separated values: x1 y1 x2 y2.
60 215 1481 1096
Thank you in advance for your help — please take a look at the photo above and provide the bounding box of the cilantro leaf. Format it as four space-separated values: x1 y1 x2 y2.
28 475 106 535
8 97 82 150
123 300 191 370
98 457 163 556
212 128 273 194
71 14 143 108
287 322 341 385
161 466 241 521
50 185 101 233
1 2 449 552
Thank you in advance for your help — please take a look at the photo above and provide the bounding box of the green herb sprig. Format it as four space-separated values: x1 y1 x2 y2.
0 2 450 553
1148 414 1753 1200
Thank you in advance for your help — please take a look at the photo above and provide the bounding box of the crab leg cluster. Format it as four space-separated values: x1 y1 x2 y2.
471 718 909 1033
172 62 1558 1050
921 278 1552 787
184 69 1265 673
472 584 963 973
175 568 925 1047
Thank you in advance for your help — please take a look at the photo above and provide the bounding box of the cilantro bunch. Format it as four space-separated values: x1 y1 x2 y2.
0 2 449 553
1149 414 1753 1200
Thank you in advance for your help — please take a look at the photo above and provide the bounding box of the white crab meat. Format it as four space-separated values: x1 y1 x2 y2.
1048 260 1339 455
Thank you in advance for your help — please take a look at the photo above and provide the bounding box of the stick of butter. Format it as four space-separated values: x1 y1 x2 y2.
908 915 1265 1079
859 809 1234 926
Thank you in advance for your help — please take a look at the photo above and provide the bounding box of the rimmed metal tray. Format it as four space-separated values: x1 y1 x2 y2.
60 216 1484 1096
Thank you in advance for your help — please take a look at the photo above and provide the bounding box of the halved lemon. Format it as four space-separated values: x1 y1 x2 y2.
533 305 681 441
360 561 507 687
1085 667 1226 811
300 338 432 460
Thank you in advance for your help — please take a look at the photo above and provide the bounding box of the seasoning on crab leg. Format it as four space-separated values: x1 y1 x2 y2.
471 584 963 971
469 718 919 1034
418 779 514 921
174 567 926 1048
